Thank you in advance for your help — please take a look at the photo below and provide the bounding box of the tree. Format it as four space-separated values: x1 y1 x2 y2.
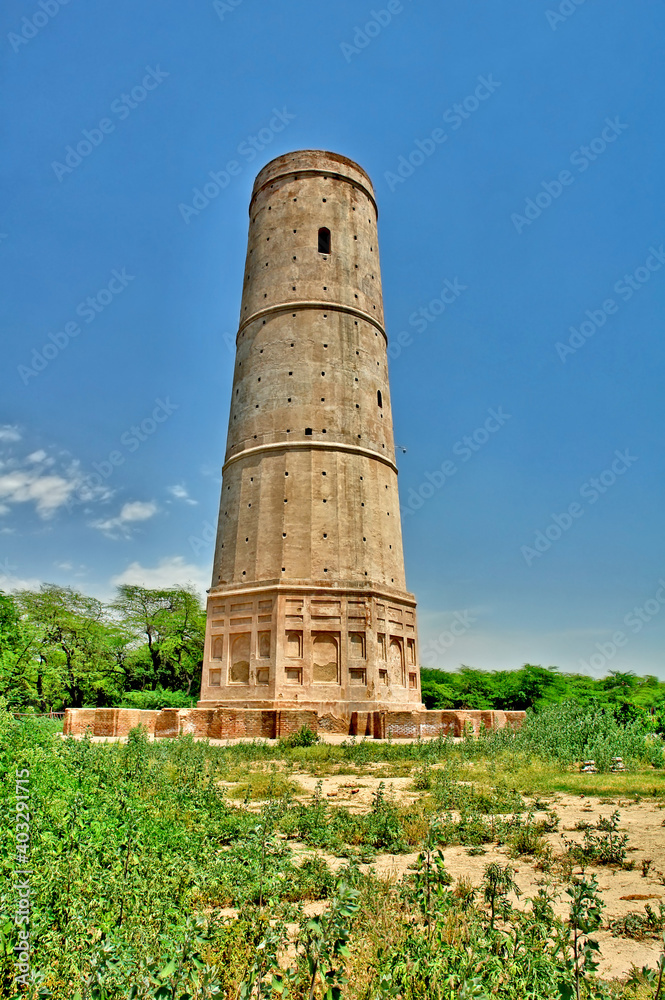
0 591 39 709
112 585 205 694
15 585 116 708
495 664 566 710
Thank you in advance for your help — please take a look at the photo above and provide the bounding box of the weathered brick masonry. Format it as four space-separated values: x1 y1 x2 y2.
67 154 525 740
63 706 525 739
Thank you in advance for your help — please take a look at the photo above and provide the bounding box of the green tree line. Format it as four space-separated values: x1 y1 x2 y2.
2 583 664 723
421 664 665 729
0 584 205 711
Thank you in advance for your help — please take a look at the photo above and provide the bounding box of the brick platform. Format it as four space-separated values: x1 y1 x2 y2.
63 706 525 739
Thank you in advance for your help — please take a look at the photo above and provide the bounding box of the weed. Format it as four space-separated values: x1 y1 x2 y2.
565 810 630 867
482 862 521 928
278 725 320 750
609 903 665 940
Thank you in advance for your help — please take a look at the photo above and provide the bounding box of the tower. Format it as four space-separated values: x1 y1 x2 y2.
198 150 422 719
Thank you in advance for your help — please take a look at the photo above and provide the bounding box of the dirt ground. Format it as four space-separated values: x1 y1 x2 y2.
80 734 665 979
285 772 665 980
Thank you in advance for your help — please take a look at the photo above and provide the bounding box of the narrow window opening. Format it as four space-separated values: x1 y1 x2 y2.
318 227 331 254
377 390 383 408
305 428 313 435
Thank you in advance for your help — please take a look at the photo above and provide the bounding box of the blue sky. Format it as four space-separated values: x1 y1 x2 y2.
2 0 664 679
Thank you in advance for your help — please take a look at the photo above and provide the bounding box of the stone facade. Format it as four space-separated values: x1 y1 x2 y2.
63 707 526 740
198 150 423 717
62 156 526 742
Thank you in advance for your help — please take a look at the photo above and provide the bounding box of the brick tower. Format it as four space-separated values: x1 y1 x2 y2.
198 150 422 720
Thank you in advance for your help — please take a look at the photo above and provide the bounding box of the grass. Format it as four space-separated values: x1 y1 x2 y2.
2 708 664 998
451 757 665 798
225 767 304 801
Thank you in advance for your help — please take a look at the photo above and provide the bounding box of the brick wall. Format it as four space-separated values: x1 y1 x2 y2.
275 710 319 738
62 706 526 739
63 708 97 735
317 714 349 734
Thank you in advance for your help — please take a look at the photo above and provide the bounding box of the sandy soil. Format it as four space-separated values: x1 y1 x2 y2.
283 776 665 980
293 771 421 812
79 735 664 977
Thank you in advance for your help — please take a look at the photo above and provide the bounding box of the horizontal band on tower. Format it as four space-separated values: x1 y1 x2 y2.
237 301 387 343
207 581 416 606
251 168 378 218
223 440 398 474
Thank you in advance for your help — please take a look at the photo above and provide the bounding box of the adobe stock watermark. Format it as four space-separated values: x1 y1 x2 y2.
213 0 244 21
556 244 665 362
384 74 502 193
8 0 72 54
546 0 587 31
340 0 412 62
219 277 468 359
401 406 511 518
13 768 31 989
521 449 638 566
188 519 217 557
17 268 135 384
511 117 629 234
64 397 179 512
51 66 169 182
579 579 665 674
178 108 296 224
388 278 468 360
420 611 477 667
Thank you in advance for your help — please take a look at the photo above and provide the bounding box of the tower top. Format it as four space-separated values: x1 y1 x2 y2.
251 149 377 216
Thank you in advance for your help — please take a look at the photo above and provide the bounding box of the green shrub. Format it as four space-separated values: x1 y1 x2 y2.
119 686 197 709
473 700 664 771
278 725 320 749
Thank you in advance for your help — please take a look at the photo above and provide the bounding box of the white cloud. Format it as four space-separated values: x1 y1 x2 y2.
0 469 79 518
0 426 21 443
55 561 74 570
168 484 198 505
120 501 158 522
0 558 41 593
91 500 158 538
0 436 112 522
110 556 209 596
